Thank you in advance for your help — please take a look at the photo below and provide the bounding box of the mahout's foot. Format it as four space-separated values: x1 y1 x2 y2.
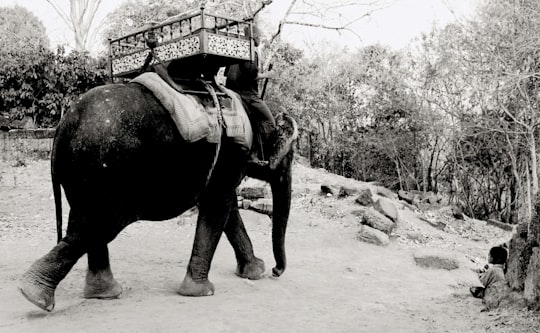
84 269 123 299
178 274 214 296
19 275 55 312
236 258 265 280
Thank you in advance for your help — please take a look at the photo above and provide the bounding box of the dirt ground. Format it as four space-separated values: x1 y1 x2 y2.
0 159 538 333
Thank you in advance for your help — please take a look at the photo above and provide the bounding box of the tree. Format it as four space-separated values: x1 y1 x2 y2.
0 5 49 54
0 46 108 128
45 0 103 51
102 0 197 42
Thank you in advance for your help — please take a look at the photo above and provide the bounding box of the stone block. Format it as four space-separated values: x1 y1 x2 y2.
353 208 396 235
249 198 273 216
413 249 459 270
356 225 390 246
355 188 374 206
238 186 267 199
373 198 398 222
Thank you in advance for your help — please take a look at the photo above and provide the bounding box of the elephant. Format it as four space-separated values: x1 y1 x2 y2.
18 80 297 312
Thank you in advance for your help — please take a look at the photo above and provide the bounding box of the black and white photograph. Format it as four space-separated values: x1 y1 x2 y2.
1 0 539 332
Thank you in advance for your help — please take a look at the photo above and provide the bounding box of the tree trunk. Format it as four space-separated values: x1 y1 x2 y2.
529 131 538 198
526 160 533 222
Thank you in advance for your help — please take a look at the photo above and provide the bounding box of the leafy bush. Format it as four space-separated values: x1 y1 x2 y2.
0 46 108 128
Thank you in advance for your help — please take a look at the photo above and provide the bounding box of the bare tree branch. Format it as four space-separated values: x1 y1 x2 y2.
46 0 103 51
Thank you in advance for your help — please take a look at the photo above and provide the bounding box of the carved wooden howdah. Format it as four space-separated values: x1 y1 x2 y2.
108 6 254 79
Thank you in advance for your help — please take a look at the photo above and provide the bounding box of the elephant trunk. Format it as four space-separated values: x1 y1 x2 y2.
270 150 293 277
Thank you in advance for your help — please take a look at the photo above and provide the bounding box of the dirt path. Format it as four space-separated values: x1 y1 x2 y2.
0 160 535 332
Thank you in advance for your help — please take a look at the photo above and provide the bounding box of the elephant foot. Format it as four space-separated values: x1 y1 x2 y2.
178 274 214 297
19 274 56 312
83 269 123 299
236 258 265 280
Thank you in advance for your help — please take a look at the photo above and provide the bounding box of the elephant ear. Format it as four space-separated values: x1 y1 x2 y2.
268 113 298 170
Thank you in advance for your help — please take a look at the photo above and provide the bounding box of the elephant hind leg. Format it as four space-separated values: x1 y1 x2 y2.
225 207 265 280
84 244 122 299
19 238 86 312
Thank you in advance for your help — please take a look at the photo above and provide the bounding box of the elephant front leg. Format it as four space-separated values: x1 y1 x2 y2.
84 244 123 299
225 207 265 280
179 191 236 297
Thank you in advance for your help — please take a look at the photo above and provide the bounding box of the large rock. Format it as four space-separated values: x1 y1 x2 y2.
398 190 420 205
339 186 359 198
356 225 390 246
376 187 395 199
373 198 398 222
355 188 374 206
249 198 273 216
352 208 396 235
238 186 267 200
320 184 336 196
524 247 540 308
451 206 465 220
242 199 253 210
413 249 459 270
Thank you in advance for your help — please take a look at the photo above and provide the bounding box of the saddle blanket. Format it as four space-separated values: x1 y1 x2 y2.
131 72 252 149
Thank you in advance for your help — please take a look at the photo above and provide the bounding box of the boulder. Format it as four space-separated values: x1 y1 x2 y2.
320 184 335 196
238 186 267 200
413 249 459 270
242 199 252 210
355 188 374 206
376 187 395 199
405 231 428 243
398 190 419 205
373 198 398 222
356 225 390 246
339 186 359 198
249 198 273 216
452 206 465 220
352 208 396 235
421 191 440 204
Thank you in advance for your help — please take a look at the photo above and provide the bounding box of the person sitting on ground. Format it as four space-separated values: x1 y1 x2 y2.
225 22 276 166
470 245 508 299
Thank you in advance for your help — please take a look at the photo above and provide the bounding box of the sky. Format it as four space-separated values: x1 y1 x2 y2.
1 0 479 55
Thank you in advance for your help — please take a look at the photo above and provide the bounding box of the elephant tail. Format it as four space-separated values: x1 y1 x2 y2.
53 173 63 244
51 132 63 244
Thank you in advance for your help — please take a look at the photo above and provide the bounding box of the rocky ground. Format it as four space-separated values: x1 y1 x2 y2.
0 157 539 332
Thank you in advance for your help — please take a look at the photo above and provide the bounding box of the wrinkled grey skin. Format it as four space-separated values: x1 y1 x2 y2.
19 83 294 312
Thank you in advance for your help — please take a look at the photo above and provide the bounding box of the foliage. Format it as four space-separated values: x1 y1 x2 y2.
0 5 49 54
0 47 108 128
102 0 195 42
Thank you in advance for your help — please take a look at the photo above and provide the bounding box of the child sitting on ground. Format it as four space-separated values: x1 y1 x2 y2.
470 245 508 299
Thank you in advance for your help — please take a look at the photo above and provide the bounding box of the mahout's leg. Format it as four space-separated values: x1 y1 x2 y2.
178 189 236 297
224 206 265 280
84 244 123 299
19 210 89 312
